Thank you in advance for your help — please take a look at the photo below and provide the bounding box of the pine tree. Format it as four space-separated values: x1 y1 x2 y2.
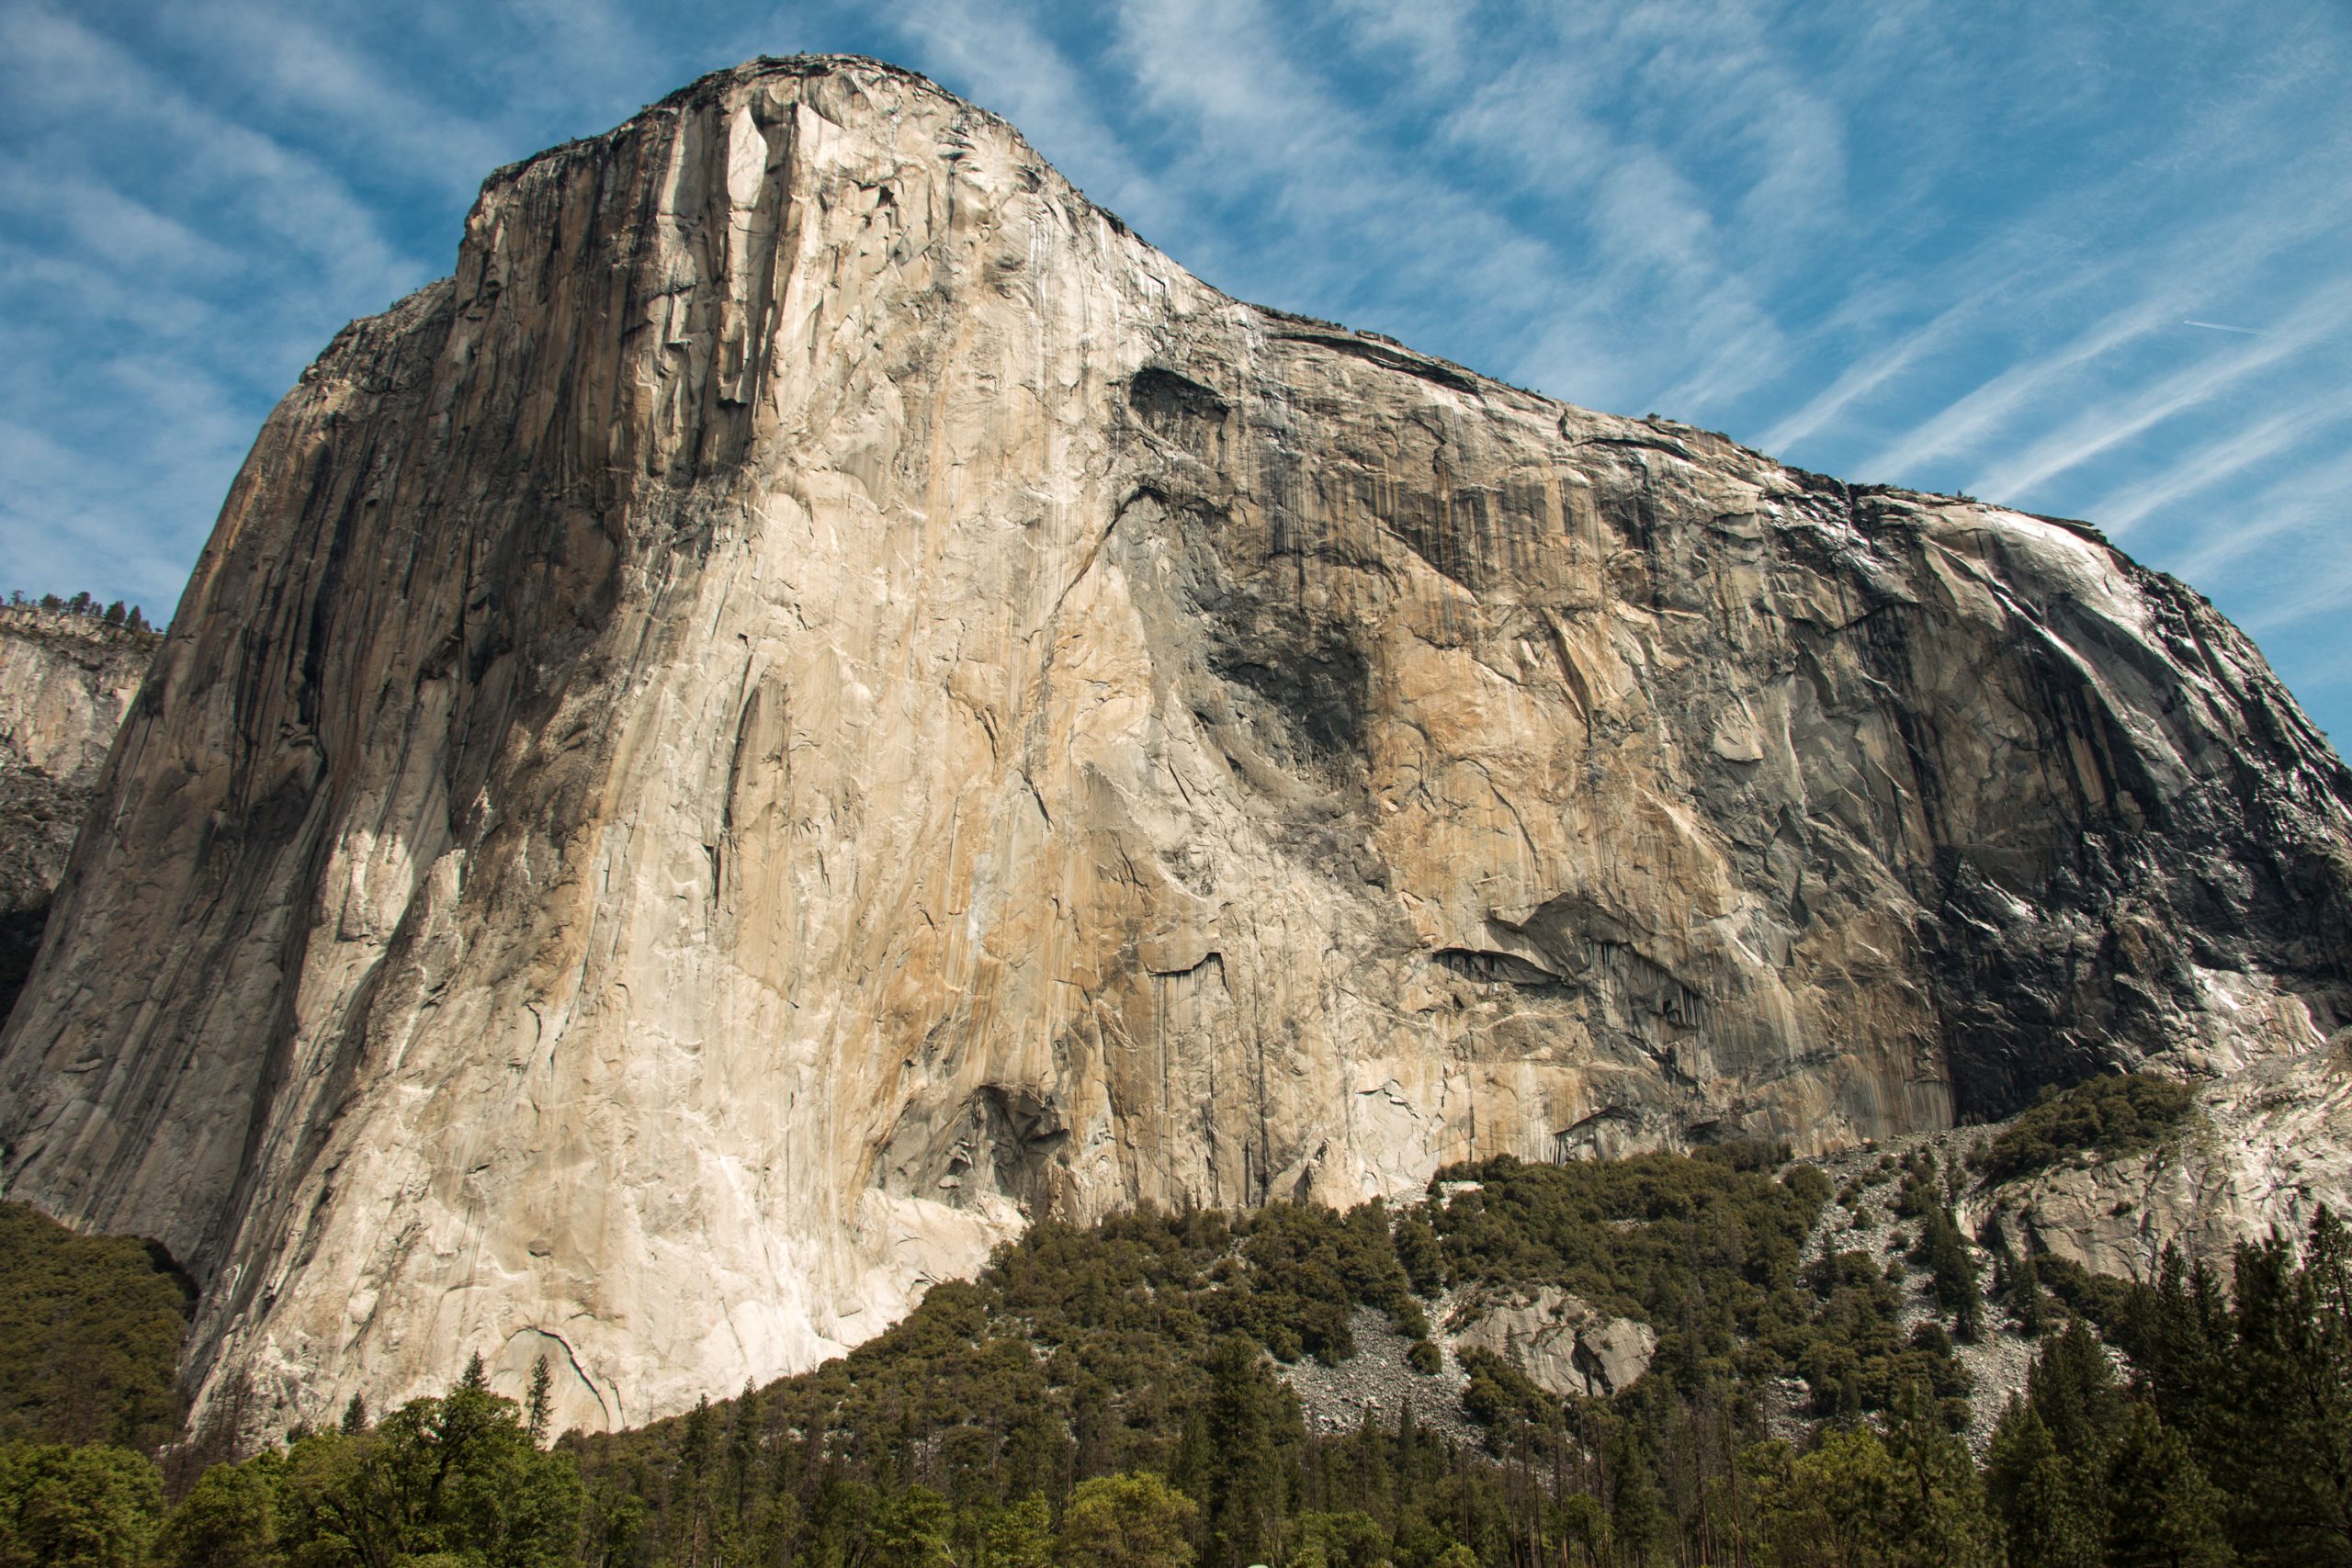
1918 1206 1984 1340
1883 1382 1997 1567
1200 1336 1285 1568
2104 1402 2233 1568
1605 1423 1671 1567
1985 1399 2100 1568
2003 1249 2050 1337
725 1378 761 1524
339 1391 368 1435
456 1351 489 1394
2027 1321 2125 1461
2129 1247 2225 1435
2222 1210 2352 1566
1073 1376 1117 1481
677 1393 717 1566
525 1355 553 1447
866 1484 954 1568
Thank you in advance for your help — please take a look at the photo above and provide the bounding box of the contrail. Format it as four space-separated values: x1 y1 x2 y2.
2182 319 2271 337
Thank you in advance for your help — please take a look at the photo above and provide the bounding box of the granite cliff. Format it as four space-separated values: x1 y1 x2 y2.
1 56 2346 1440
0 604 152 1023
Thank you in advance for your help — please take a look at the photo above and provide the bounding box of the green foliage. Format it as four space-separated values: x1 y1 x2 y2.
0 1202 192 1453
2103 1402 2232 1568
985 1494 1056 1568
866 1483 955 1567
1987 1211 2352 1568
148 1374 582 1568
1913 1204 1983 1340
2190 1208 2352 1565
1422 1146 1814 1325
1419 1147 1941 1418
1285 1507 1385 1568
1978 1072 2194 1184
1995 1247 2052 1336
1191 1336 1292 1568
1792 1249 1971 1422
0 1442 162 1568
1890 1151 1943 1221
526 1357 554 1448
2024 1320 2125 1461
1744 1390 1997 1568
1886 1152 1986 1343
32 1145 2352 1565
1984 1401 2101 1568
1453 1348 1552 1442
150 1460 280 1568
1059 1472 1197 1568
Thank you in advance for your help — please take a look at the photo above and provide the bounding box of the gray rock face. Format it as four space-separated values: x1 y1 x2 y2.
1970 1041 2352 1281
1450 1286 1657 1399
1 56 2347 1438
0 605 151 1022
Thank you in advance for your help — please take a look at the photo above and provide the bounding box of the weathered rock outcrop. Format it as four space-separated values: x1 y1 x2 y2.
2 56 2347 1438
1450 1286 1657 1399
1971 1041 2352 1281
0 605 152 1022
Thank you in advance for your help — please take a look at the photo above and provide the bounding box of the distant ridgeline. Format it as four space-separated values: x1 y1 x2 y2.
0 594 155 1026
3 590 158 637
2 1118 2345 1567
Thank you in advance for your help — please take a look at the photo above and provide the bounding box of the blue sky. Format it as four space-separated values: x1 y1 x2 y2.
4 1 2348 743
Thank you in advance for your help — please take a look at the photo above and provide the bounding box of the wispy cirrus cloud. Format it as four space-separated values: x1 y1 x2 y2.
2086 402 2352 538
1966 278 2352 505
0 0 2346 743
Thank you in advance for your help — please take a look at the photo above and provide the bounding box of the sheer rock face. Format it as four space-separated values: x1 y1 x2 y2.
1970 1040 2352 1282
0 607 151 1021
1 57 2347 1438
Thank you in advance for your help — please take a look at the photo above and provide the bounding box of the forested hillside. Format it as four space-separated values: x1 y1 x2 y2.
3 1131 2346 1565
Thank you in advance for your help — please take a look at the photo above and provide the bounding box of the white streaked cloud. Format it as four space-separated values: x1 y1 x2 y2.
0 0 2346 742
1758 291 1987 457
2084 402 2352 537
1968 278 2352 504
2175 448 2352 590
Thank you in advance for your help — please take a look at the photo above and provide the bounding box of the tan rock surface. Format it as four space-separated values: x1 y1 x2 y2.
0 604 152 1020
1 57 2347 1439
0 606 146 786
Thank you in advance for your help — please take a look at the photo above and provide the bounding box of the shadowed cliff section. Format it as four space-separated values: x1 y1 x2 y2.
0 604 154 1025
0 54 2346 1442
